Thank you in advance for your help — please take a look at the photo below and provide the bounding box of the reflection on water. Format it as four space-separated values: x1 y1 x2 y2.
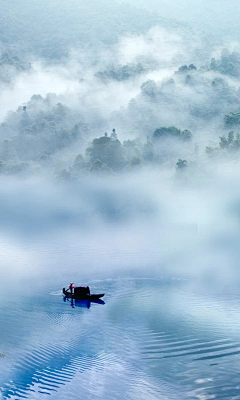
63 297 105 309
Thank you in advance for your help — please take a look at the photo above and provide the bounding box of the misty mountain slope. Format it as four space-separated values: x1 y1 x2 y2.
116 0 240 41
0 0 191 60
0 1 240 178
112 56 240 141
0 94 90 168
0 44 31 85
1 50 240 177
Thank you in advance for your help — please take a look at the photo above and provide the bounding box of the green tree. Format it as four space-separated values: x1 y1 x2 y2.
176 159 187 169
209 51 240 78
140 80 158 97
73 154 85 170
181 129 192 141
90 159 111 173
0 139 18 162
154 126 181 139
86 136 126 170
142 137 154 161
130 155 141 166
177 64 196 73
153 127 192 141
123 139 142 162
224 112 240 127
206 131 240 156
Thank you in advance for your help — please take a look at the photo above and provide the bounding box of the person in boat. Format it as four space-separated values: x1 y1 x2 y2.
69 283 74 294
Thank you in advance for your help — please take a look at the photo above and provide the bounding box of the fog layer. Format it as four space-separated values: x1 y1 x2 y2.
0 0 239 287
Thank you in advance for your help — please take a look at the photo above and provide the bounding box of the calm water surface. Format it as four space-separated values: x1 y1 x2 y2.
1 241 240 400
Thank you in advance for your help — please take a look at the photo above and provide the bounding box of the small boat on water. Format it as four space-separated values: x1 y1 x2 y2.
63 286 104 301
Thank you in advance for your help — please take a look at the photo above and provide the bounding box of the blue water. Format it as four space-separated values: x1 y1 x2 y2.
0 173 240 399
1 240 240 400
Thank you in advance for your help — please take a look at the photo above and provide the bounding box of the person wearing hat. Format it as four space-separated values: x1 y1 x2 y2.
69 283 74 294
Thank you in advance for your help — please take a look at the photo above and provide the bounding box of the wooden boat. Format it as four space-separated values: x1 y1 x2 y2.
63 286 104 300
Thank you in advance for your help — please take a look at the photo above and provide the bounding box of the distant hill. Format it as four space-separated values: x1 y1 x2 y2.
0 0 190 60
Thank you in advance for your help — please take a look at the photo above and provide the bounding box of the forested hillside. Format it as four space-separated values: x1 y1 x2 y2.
0 0 239 181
